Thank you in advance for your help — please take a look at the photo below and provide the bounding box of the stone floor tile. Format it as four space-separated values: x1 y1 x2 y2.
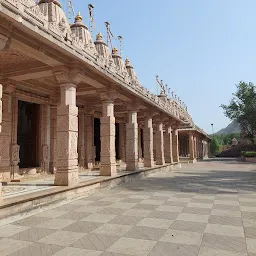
119 198 142 203
177 213 209 223
160 229 203 245
100 252 131 256
243 218 256 227
10 227 56 242
240 206 256 212
193 195 215 200
35 210 68 218
201 233 247 253
12 216 50 227
92 224 132 236
122 209 151 217
247 238 256 254
71 233 119 251
214 200 240 206
38 230 85 246
132 203 158 210
36 218 76 230
109 202 137 210
107 237 157 256
124 226 166 241
213 204 240 211
198 247 247 256
190 198 215 204
164 200 188 207
137 218 173 229
58 211 91 220
245 227 256 238
242 211 256 219
52 247 102 256
97 207 126 215
187 202 213 209
211 209 241 218
167 197 191 202
0 238 31 256
205 224 244 237
99 197 123 202
128 195 151 199
0 224 29 238
8 243 63 256
147 210 179 220
68 199 95 205
182 207 212 215
155 205 183 213
82 213 116 223
63 221 102 233
74 206 104 213
170 220 207 233
208 215 243 226
149 196 171 201
140 199 165 205
87 201 114 207
148 241 199 256
108 215 142 226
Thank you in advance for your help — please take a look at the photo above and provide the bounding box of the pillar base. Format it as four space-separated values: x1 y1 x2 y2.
126 161 139 172
100 164 116 176
144 160 154 168
189 159 197 163
54 169 79 186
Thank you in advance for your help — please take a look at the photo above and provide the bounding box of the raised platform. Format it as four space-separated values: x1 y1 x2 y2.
0 163 179 225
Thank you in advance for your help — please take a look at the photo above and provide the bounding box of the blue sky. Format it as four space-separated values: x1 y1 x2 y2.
60 0 256 134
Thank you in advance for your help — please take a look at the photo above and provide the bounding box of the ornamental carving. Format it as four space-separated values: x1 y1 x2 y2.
25 5 45 24
5 0 18 8
0 136 10 160
11 144 20 165
42 144 49 162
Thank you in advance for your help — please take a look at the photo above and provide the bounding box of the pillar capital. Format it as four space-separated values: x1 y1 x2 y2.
54 66 84 85
126 102 140 112
99 88 118 102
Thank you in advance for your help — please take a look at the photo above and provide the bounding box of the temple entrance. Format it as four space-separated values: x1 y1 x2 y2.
115 123 120 160
94 118 101 162
17 100 40 168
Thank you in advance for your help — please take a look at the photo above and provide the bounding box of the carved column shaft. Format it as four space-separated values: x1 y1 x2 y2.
143 117 154 168
194 136 197 159
100 100 116 176
119 122 126 162
41 104 51 173
55 84 79 186
189 133 195 161
172 127 179 163
50 106 57 173
126 110 139 171
78 108 85 170
164 125 173 163
155 122 165 165
138 126 143 162
85 114 94 169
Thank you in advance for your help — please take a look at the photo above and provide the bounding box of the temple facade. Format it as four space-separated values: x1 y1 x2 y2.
0 0 210 197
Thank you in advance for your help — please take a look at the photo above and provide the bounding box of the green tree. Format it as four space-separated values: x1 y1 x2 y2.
210 137 219 155
221 81 256 142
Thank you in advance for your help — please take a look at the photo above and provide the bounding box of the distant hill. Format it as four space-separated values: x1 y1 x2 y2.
216 121 240 135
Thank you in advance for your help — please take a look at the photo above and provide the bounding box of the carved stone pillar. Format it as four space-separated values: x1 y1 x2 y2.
0 84 15 180
194 136 198 160
126 107 139 171
85 114 94 169
164 122 173 163
143 116 154 168
78 107 85 170
54 67 82 186
100 89 117 176
119 122 126 163
189 133 196 162
0 84 2 198
172 126 179 163
138 125 143 162
50 106 57 173
41 104 51 173
155 121 165 165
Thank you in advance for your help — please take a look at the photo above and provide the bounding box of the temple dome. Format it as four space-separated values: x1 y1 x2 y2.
70 12 88 29
94 32 111 58
38 0 62 8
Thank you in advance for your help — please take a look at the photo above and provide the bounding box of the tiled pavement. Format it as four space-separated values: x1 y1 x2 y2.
1 159 256 255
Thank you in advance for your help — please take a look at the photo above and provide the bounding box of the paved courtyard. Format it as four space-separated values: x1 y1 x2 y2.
1 159 256 256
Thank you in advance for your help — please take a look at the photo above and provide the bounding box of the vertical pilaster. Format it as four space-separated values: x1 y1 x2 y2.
126 108 138 171
41 104 51 173
143 116 154 167
189 133 196 162
138 125 143 162
78 108 85 170
100 90 116 176
172 126 179 163
164 122 173 163
50 106 57 173
194 136 197 159
55 83 79 186
119 122 126 163
85 114 94 169
155 121 165 165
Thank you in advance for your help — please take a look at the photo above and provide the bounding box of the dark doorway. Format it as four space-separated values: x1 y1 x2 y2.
94 118 101 162
17 100 40 168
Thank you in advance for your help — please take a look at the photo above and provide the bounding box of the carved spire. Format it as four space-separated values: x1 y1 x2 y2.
111 48 127 73
94 32 111 58
70 12 88 29
39 0 62 8
125 58 139 85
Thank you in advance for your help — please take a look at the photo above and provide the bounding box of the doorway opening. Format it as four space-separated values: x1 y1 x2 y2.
17 100 40 168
